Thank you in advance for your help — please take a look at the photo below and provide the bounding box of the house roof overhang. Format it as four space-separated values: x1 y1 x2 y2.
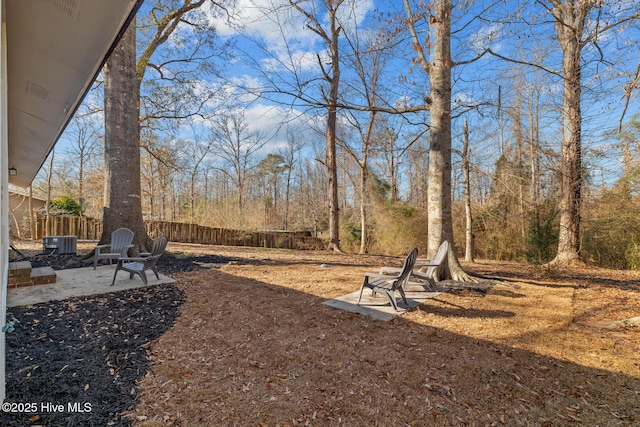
6 0 143 188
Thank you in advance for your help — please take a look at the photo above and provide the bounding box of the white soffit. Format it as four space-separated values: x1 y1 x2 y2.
6 0 141 188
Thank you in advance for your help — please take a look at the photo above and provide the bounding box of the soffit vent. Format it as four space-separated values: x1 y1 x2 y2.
42 0 81 20
27 82 50 100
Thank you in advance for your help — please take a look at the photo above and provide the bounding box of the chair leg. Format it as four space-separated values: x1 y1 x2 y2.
152 266 160 280
382 289 399 311
357 277 369 305
397 286 408 305
139 270 148 285
111 264 121 286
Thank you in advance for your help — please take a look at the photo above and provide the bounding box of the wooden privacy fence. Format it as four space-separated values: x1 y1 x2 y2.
35 216 102 240
36 216 325 250
147 221 325 250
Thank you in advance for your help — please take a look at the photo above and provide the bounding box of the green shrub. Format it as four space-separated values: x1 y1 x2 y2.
50 195 83 216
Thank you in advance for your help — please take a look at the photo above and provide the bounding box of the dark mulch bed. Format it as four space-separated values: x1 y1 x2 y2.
3 251 234 426
24 252 232 275
4 285 185 426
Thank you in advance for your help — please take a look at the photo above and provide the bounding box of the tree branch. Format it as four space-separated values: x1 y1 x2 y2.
487 48 562 78
402 0 431 75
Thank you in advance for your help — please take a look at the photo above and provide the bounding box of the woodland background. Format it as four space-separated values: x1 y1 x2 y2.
8 0 640 270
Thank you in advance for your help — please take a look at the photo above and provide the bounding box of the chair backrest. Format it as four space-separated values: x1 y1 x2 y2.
432 240 449 267
111 228 134 252
422 241 449 279
392 247 418 290
149 235 168 256
141 236 168 268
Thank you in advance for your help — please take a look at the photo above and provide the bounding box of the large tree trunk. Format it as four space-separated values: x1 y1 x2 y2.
427 0 474 281
549 1 592 265
325 0 343 253
326 114 341 252
426 1 450 258
102 19 150 252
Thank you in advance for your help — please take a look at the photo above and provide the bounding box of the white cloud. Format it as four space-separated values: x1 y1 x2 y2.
469 23 503 54
207 0 376 74
208 0 312 43
244 104 323 154
336 0 374 33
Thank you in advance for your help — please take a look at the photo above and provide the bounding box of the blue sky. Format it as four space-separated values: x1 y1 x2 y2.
50 0 640 189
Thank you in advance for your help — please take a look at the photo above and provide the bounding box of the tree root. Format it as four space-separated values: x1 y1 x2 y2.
449 267 480 282
446 247 480 282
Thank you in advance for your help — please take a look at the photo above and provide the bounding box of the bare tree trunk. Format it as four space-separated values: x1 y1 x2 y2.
172 186 177 222
327 122 341 251
283 137 297 231
102 19 150 252
325 1 343 252
427 1 454 274
97 0 214 252
548 0 593 265
528 90 541 211
190 175 196 224
420 0 473 281
77 139 84 213
45 149 54 236
161 170 168 222
462 120 474 262
148 164 155 221
289 0 345 252
9 209 20 238
401 0 469 279
388 136 398 203
359 152 369 254
511 96 526 239
28 186 36 239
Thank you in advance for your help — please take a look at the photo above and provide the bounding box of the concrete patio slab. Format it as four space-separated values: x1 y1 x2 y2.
323 289 440 321
7 265 175 308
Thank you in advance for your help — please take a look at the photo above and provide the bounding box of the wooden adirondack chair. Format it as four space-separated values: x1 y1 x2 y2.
93 227 134 269
357 247 418 311
111 235 168 286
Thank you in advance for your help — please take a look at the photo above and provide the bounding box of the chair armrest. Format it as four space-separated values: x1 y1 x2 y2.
414 259 440 268
95 244 111 250
118 256 146 262
364 271 399 280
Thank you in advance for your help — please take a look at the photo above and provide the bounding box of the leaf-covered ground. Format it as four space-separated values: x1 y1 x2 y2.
5 241 640 426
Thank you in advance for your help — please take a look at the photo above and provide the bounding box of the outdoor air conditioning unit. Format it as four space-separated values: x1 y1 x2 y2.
43 236 77 255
